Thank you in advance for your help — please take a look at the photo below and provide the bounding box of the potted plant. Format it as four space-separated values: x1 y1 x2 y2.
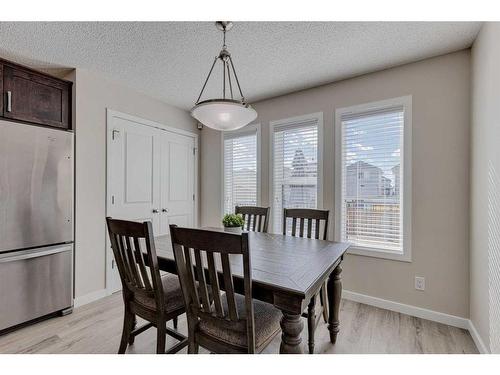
222 213 244 233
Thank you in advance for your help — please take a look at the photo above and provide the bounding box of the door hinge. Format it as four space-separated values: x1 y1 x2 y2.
112 259 116 269
111 195 115 205
193 147 196 155
112 129 120 140
193 194 195 201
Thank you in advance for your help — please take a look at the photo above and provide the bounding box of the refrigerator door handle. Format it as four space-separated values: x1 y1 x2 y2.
0 244 72 264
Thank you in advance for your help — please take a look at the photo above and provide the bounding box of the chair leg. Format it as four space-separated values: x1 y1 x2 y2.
118 308 134 354
187 320 199 354
173 316 178 330
188 340 199 354
128 315 137 345
320 284 329 323
307 295 316 354
157 323 167 354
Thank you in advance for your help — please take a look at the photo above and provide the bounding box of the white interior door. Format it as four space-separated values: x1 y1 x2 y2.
107 115 160 292
106 111 197 293
158 132 195 236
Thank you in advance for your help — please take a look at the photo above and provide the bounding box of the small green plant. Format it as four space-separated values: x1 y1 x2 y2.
222 213 245 228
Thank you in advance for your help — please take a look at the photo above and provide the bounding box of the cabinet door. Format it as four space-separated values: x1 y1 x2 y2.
0 64 3 115
3 65 71 129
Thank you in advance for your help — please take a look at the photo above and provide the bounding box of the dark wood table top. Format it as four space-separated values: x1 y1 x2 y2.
154 229 350 301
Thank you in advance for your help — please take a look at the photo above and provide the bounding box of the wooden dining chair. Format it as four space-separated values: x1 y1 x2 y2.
235 206 270 233
169 225 282 354
282 208 329 354
106 217 188 354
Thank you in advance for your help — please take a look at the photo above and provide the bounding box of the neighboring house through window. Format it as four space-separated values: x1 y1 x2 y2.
270 113 323 234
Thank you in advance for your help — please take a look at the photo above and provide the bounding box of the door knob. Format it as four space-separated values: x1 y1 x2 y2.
162 208 169 213
152 209 159 214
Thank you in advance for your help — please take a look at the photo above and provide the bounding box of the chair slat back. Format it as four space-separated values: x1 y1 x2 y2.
106 217 163 307
282 208 330 240
169 225 256 352
235 206 270 233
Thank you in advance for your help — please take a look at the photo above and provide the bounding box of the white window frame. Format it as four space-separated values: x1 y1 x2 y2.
220 123 261 216
269 112 324 234
334 96 412 262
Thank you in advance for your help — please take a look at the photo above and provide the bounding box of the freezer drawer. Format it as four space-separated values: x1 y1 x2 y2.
0 244 73 331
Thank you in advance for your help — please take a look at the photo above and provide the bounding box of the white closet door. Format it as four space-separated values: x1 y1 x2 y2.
158 131 195 236
107 115 161 293
107 116 161 233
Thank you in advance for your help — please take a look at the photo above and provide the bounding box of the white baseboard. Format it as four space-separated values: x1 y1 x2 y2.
467 320 490 354
342 290 469 329
73 288 109 308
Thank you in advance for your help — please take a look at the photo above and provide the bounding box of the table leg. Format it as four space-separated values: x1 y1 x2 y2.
279 311 304 354
327 263 342 344
307 295 316 354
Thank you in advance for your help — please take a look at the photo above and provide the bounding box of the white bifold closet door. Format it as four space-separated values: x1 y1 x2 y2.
107 112 196 292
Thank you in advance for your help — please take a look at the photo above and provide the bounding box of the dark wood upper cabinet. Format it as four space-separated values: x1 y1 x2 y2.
2 62 72 130
0 64 3 115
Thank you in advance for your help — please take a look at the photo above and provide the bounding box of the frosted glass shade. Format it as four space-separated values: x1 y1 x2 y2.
191 100 257 131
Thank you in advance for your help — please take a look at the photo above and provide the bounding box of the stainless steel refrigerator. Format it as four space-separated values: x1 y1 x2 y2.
0 120 74 332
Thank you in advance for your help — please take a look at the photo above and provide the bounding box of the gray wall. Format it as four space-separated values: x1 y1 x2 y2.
201 50 471 317
470 22 500 353
69 68 197 300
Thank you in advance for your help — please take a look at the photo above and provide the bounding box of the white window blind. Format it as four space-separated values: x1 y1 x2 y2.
272 118 319 233
223 130 258 214
339 106 404 252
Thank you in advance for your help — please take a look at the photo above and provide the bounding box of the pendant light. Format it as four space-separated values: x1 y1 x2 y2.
191 21 257 131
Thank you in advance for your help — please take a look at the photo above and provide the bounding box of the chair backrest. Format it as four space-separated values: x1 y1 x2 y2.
169 225 255 352
283 208 329 240
106 217 164 309
235 206 270 233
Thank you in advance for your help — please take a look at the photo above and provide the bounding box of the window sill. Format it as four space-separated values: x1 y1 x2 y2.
347 245 412 262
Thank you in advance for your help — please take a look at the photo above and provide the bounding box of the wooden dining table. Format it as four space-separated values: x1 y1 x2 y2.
154 229 350 354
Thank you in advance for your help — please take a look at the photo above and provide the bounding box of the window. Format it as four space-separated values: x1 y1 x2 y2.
270 113 323 234
335 96 412 261
222 124 260 214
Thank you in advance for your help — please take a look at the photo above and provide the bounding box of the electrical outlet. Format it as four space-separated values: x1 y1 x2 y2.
415 276 425 291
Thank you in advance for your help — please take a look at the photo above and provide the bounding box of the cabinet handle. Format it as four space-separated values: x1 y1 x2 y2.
162 208 169 213
6 91 12 112
152 209 159 214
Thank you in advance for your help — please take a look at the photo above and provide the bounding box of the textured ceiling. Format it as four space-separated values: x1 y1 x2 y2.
0 22 481 109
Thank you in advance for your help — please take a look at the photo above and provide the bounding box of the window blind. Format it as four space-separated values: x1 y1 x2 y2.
223 130 258 214
340 107 404 252
272 119 319 233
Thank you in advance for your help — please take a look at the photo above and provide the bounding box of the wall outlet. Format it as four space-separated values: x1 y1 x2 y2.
415 276 425 291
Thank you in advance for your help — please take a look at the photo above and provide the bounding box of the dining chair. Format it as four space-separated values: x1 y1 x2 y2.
106 217 188 354
235 206 270 233
282 208 330 354
169 225 282 354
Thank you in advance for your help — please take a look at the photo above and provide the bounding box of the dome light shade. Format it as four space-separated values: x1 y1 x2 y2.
191 100 257 131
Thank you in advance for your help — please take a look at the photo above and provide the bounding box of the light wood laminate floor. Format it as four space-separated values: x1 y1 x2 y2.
0 292 478 354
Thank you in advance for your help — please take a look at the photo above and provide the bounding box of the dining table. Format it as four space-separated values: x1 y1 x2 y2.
154 229 350 354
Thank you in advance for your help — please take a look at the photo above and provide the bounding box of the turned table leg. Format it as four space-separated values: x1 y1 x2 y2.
279 311 304 354
327 263 342 344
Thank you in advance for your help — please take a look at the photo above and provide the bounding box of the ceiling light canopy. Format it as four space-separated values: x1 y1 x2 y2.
191 21 257 131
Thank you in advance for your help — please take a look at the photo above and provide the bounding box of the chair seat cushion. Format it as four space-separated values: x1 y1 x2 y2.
198 294 282 349
133 274 185 313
